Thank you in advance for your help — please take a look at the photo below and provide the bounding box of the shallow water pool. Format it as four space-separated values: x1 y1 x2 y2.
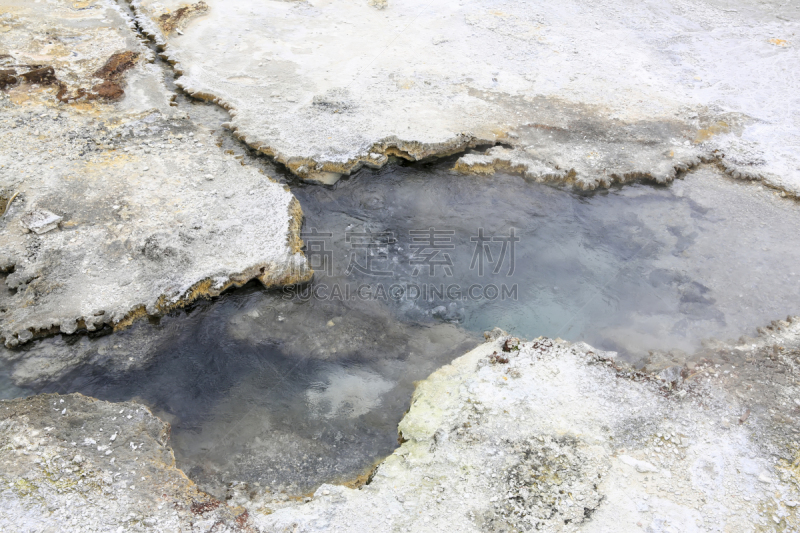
8 161 800 496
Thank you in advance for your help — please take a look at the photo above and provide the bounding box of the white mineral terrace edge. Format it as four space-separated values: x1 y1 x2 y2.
0 0 310 347
132 0 800 191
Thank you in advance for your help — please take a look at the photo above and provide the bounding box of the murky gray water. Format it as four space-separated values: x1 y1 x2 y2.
31 290 476 496
290 162 800 357
5 154 800 497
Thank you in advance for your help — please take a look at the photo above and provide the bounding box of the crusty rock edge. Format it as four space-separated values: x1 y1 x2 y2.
128 0 798 198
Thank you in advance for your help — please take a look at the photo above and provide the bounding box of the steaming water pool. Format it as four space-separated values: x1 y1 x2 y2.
6 161 800 497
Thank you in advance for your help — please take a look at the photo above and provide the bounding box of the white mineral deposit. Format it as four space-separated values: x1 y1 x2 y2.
1 1 799 531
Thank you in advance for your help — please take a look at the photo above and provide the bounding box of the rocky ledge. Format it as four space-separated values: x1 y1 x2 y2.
0 0 310 347
131 0 800 192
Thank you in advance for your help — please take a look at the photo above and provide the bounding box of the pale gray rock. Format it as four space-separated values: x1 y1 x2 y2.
0 0 310 347
5 321 800 531
19 210 62 235
0 393 244 532
131 0 800 193
253 330 800 531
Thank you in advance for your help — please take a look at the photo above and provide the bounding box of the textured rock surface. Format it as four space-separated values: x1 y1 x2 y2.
2 1 800 531
0 393 246 532
0 0 310 347
255 327 800 532
0 0 172 110
132 0 799 191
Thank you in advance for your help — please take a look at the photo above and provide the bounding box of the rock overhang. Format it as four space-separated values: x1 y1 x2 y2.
129 0 800 193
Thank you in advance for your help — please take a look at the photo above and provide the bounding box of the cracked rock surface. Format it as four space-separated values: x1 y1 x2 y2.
2 1 800 531
132 0 800 191
0 0 309 347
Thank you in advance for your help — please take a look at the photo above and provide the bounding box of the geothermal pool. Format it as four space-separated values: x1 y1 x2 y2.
6 160 800 496
290 161 800 357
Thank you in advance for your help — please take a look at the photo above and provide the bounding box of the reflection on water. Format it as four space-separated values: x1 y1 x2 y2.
6 161 800 496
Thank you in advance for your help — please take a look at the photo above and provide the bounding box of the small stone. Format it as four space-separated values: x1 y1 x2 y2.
60 320 78 335
20 208 62 234
619 455 659 473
